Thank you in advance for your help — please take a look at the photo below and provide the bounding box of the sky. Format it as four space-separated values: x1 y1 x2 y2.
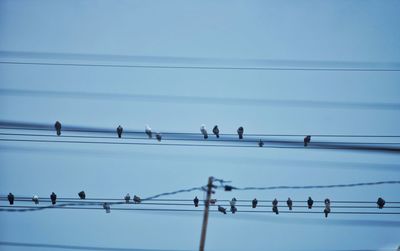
0 0 400 251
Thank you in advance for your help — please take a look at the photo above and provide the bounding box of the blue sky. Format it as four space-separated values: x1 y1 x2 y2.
0 1 400 251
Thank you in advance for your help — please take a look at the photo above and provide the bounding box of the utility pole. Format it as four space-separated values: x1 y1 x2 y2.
199 176 213 251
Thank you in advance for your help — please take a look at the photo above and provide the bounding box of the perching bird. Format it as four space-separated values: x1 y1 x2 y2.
193 196 199 207
50 192 57 205
307 197 314 209
7 193 14 205
304 135 311 147
272 198 279 214
209 199 217 205
117 125 123 138
230 198 237 207
32 195 39 205
124 193 131 203
103 203 111 213
324 198 331 218
258 139 264 147
224 185 233 191
237 127 244 139
218 205 227 214
156 133 162 142
230 205 237 214
212 125 220 138
200 125 208 139
54 121 62 136
252 198 258 208
377 197 385 209
145 125 152 138
133 195 141 203
287 198 293 210
78 191 86 200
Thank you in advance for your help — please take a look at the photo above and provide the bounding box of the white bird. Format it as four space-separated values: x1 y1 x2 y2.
200 124 208 139
32 195 39 205
145 125 152 138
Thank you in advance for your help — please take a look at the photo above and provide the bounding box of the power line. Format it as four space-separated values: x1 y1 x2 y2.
2 121 400 138
2 137 400 154
2 132 400 145
1 60 400 72
0 241 188 251
1 205 399 215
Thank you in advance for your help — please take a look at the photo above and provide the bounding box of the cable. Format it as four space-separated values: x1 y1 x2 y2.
1 61 400 72
220 181 400 191
2 121 400 138
3 197 399 204
0 241 186 251
1 205 399 215
2 138 400 154
2 132 400 145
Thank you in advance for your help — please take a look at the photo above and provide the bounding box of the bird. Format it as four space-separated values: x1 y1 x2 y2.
124 193 131 203
230 205 237 214
50 192 57 205
324 198 331 218
218 205 227 214
377 197 385 209
156 133 162 142
103 203 111 213
237 127 244 139
230 198 237 207
54 121 62 136
133 195 141 203
7 193 14 205
224 185 233 191
307 197 314 209
193 196 199 207
78 191 86 200
287 198 293 210
304 135 311 147
272 198 279 214
200 125 208 139
252 198 258 208
258 139 264 147
116 125 123 138
145 125 152 138
32 195 39 205
209 199 217 205
212 125 220 138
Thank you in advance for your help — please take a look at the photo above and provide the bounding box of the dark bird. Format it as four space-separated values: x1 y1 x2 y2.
307 196 314 209
252 198 258 208
258 139 264 147
156 133 162 142
212 125 220 138
145 125 152 138
50 192 57 205
237 127 244 139
54 121 62 136
287 198 293 210
103 203 111 213
324 198 331 218
7 193 14 205
272 198 279 214
218 205 227 214
304 135 311 147
133 195 141 203
78 191 86 200
116 125 123 138
377 197 385 209
124 193 131 203
200 125 208 139
193 196 199 207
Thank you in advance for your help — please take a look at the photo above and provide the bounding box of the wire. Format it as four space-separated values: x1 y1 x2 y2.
1 205 399 215
2 138 400 154
1 61 400 72
221 181 400 191
2 132 400 145
0 241 186 251
2 121 400 138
